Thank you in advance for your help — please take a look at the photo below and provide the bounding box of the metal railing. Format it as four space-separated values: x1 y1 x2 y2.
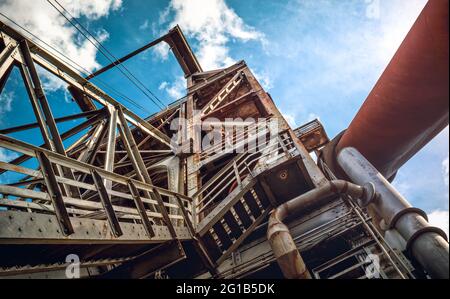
194 128 299 222
0 134 192 240
198 117 272 162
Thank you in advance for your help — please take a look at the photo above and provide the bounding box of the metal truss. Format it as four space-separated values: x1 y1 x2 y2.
0 18 385 280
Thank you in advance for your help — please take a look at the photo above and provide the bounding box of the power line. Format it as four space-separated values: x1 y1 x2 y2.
0 12 154 114
0 11 193 117
47 0 167 110
48 0 166 109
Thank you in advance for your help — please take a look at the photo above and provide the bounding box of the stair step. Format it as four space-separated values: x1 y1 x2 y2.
213 222 233 251
201 232 223 261
244 192 262 218
253 182 271 207
223 211 243 240
233 200 253 228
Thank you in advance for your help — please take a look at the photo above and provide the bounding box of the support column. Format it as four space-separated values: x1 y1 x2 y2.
104 106 118 190
117 106 177 238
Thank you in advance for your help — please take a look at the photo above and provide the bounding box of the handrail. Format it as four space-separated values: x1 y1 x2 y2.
0 134 191 201
195 131 298 218
0 134 193 237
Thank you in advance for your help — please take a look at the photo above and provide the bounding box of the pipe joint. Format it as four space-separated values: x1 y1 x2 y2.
267 210 311 279
267 179 371 279
360 182 376 207
406 226 449 255
390 207 429 229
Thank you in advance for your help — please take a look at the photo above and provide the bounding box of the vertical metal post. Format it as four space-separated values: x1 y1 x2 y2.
36 152 74 235
104 107 118 190
233 160 242 187
91 169 123 237
128 180 155 238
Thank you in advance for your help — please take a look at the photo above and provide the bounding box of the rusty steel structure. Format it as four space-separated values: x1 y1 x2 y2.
0 0 448 279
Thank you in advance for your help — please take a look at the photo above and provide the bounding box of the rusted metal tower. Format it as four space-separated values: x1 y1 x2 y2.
0 0 448 279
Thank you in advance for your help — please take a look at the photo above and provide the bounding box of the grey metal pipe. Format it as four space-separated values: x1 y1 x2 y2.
337 147 449 279
267 180 375 279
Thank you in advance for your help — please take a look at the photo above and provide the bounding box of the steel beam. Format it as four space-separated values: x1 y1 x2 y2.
0 21 172 148
20 40 66 155
100 240 186 279
86 33 169 80
128 180 155 238
0 110 106 175
19 40 82 198
104 107 118 190
0 109 102 135
35 152 74 236
0 210 191 244
0 42 17 82
91 170 123 237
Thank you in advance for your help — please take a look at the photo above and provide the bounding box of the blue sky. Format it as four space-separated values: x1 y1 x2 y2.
0 0 448 235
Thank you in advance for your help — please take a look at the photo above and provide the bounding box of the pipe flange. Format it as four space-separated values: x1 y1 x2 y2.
390 207 429 229
405 226 449 256
359 182 376 207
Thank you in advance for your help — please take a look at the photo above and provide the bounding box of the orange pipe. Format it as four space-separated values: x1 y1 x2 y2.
335 0 449 179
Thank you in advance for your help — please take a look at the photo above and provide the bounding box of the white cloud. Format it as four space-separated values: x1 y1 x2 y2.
443 157 449 187
156 0 265 70
158 82 169 90
280 110 322 129
0 0 122 90
58 0 122 20
273 0 427 97
306 113 320 123
296 112 321 129
393 179 412 199
280 109 297 128
253 70 273 90
159 77 185 100
139 20 150 31
0 148 18 162
428 210 449 239
153 42 171 61
0 91 14 118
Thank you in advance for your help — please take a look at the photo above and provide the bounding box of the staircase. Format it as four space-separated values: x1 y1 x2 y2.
192 128 300 266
